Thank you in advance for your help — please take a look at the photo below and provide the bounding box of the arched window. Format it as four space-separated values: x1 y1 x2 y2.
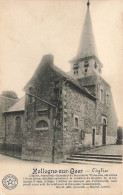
35 120 48 130
15 116 21 131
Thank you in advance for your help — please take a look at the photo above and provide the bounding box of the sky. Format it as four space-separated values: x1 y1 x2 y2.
0 0 123 126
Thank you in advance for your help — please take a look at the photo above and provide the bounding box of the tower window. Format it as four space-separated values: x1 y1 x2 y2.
74 70 78 75
84 60 89 68
73 63 79 74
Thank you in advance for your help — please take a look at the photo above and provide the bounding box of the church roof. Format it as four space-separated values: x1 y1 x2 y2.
4 96 25 113
77 5 98 59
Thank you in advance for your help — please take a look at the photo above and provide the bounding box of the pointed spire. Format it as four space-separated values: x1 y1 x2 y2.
87 0 90 8
75 0 98 60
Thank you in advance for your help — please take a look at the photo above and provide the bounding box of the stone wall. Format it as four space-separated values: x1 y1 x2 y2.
95 79 117 145
62 83 96 158
3 112 24 144
22 57 64 162
0 111 24 157
78 75 118 147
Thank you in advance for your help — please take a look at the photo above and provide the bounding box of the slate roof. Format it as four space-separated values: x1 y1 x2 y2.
4 96 25 113
70 4 102 67
0 96 18 113
76 5 98 60
78 73 110 87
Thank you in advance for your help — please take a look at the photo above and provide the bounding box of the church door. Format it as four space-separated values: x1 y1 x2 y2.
102 119 106 145
92 129 95 146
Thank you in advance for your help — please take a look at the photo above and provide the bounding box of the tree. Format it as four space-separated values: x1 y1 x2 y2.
1 91 18 99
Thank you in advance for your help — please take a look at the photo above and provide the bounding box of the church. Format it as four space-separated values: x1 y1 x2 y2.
0 1 118 163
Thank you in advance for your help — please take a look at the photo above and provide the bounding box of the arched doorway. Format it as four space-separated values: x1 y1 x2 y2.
102 119 106 145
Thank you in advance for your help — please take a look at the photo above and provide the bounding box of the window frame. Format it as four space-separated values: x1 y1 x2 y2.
74 115 79 129
106 92 110 106
81 130 85 140
100 87 104 103
35 120 49 131
15 116 22 131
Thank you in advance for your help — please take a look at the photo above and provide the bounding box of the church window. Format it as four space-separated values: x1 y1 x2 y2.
15 116 21 131
100 88 104 102
84 60 89 68
81 130 85 140
35 120 48 130
106 93 109 106
85 68 87 73
74 115 79 128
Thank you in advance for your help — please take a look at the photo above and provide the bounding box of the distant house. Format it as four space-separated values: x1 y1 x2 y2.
0 1 118 163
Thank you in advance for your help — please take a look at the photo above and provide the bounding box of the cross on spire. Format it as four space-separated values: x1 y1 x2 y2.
87 0 90 8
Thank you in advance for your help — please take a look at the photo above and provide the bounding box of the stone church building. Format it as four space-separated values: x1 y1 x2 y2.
0 1 118 162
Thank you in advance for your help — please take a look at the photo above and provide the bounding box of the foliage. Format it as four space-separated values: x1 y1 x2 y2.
1 91 18 99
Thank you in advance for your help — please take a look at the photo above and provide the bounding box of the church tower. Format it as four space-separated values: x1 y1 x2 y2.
69 0 117 146
70 0 103 79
